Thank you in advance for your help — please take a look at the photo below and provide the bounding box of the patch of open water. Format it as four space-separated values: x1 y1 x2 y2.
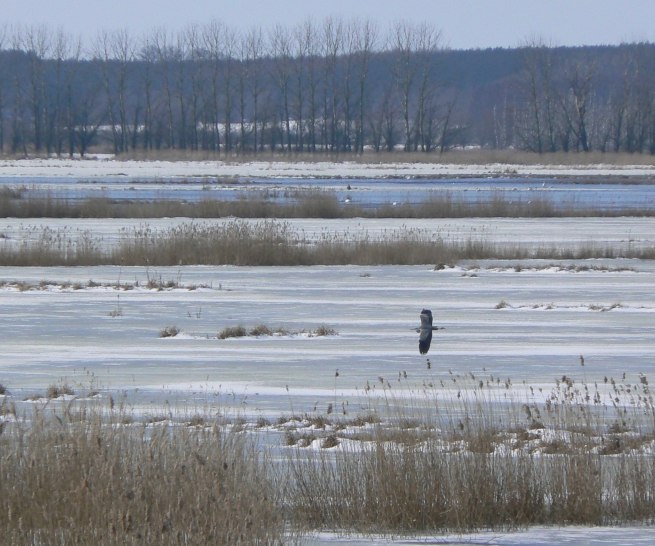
3 175 655 210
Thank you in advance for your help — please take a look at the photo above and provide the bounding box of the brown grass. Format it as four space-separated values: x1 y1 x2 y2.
310 325 338 337
1 372 655 538
286 373 655 533
218 325 247 339
0 406 289 545
45 383 75 399
218 323 336 339
159 326 180 338
1 220 653 266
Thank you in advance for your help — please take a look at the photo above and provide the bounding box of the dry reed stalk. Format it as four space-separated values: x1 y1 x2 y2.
0 405 290 545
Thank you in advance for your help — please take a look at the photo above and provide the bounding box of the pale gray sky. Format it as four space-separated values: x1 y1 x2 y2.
3 0 655 50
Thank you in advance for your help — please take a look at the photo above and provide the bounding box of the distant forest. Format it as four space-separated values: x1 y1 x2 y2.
1 20 655 156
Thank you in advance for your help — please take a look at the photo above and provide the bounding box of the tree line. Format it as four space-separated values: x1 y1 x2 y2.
1 21 655 156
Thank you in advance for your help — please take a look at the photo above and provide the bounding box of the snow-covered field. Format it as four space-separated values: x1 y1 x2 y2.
1 156 655 179
2 158 655 544
1 258 653 417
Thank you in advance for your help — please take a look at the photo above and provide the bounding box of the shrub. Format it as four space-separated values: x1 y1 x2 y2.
159 326 180 338
311 325 338 337
45 384 74 399
249 324 273 336
218 325 247 339
321 435 340 449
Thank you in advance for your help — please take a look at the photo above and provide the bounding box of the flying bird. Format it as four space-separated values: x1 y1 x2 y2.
416 309 443 355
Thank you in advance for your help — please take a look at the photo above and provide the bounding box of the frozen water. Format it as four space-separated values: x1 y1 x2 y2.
1 258 653 418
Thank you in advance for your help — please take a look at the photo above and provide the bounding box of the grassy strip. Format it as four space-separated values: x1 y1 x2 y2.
1 220 653 266
3 190 655 218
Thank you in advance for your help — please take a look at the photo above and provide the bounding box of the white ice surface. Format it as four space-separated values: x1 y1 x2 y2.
1 257 653 417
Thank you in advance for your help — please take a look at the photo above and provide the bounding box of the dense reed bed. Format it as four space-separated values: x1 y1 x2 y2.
285 373 655 533
0 401 289 545
2 373 655 541
1 219 653 266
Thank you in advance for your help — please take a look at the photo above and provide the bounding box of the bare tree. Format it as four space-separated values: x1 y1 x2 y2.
243 27 265 153
184 25 205 151
96 29 136 153
70 67 104 157
203 21 237 153
0 25 7 152
52 29 82 156
221 24 237 153
563 60 595 152
151 28 177 149
618 45 655 153
389 21 441 151
516 41 560 153
22 25 51 153
341 23 358 151
298 20 321 152
350 19 377 153
292 21 312 152
138 33 157 151
415 25 442 151
172 30 189 150
270 24 293 152
321 17 343 151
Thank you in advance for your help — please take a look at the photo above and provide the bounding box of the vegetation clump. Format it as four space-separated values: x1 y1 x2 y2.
218 323 337 339
310 324 338 337
218 325 247 339
159 326 180 338
45 383 75 399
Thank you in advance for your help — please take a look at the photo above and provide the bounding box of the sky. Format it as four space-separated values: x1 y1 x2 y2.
2 0 655 51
